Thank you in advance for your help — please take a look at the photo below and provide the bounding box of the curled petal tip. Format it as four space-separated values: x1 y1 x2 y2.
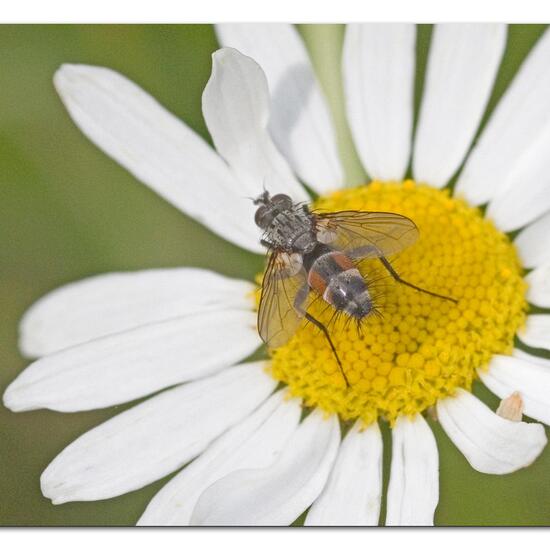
496 391 523 422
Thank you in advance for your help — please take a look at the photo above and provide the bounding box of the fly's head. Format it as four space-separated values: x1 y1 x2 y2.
253 192 293 231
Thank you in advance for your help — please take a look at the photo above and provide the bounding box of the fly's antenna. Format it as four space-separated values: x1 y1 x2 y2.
253 177 271 205
244 192 269 204
243 178 272 205
252 188 271 206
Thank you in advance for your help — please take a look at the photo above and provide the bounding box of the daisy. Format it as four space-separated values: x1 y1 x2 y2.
4 23 550 526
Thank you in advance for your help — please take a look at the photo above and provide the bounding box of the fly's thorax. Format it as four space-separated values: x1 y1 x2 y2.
265 207 316 253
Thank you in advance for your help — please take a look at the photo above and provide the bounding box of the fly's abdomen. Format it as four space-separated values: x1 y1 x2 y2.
308 251 373 319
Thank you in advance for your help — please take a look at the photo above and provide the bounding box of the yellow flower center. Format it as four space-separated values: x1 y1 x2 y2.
266 180 527 426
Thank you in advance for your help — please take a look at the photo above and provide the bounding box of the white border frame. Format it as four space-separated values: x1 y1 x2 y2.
2 0 550 23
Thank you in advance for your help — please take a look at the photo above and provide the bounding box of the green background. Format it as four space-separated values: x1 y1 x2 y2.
1 24 550 526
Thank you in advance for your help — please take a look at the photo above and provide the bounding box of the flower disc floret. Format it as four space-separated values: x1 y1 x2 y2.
267 181 527 425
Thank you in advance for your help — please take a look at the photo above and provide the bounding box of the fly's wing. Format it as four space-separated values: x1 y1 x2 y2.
258 251 309 349
315 211 419 259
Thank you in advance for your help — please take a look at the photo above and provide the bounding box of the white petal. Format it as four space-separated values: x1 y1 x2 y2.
40 363 276 503
456 29 550 206
305 421 382 526
526 262 550 307
520 314 550 351
190 410 340 526
138 390 301 525
513 348 550 367
386 414 438 526
203 48 307 202
54 64 262 253
413 24 506 188
486 121 550 231
515 210 550 269
216 23 343 193
343 24 415 182
437 388 546 474
4 309 260 412
20 268 254 358
479 355 550 425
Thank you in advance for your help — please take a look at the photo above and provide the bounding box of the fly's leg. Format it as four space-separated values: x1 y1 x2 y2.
304 311 350 388
294 283 310 311
348 245 378 259
379 256 458 304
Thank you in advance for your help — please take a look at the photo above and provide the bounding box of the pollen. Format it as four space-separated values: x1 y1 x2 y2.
264 181 527 426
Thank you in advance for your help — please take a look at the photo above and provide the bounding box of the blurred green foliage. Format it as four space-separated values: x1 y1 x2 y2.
1 24 549 526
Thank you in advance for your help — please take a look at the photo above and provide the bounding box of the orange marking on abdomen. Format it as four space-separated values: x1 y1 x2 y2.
308 268 327 295
331 252 355 271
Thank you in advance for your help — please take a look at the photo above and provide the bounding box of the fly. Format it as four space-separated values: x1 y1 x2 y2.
254 191 456 388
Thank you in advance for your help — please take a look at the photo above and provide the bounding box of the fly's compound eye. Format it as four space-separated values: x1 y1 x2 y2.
270 194 293 209
255 205 271 228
